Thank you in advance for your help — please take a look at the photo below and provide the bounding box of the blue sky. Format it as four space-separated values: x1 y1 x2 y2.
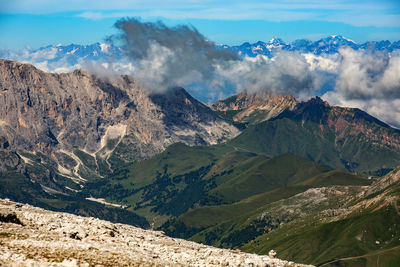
1 0 400 49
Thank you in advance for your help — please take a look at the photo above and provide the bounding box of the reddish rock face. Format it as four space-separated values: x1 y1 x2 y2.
214 89 400 151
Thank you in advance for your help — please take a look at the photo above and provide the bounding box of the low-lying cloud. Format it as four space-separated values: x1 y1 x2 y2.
217 51 330 100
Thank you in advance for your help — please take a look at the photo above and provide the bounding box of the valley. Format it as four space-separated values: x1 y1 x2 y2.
0 59 399 266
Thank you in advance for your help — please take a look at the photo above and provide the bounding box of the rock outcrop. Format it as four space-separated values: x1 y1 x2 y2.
0 199 312 266
212 91 298 125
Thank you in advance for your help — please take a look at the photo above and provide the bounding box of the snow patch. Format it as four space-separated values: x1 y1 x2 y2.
67 48 78 55
100 43 110 53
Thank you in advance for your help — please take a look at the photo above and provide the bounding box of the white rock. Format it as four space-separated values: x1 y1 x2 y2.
0 198 313 267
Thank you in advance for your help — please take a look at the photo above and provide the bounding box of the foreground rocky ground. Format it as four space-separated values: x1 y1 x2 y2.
0 199 312 266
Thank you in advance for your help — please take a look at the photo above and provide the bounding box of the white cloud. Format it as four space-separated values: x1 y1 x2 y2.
335 48 400 100
77 11 106 20
321 48 400 128
30 47 58 60
215 52 318 99
303 53 340 72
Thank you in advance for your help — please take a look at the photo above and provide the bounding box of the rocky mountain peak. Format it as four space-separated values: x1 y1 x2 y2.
286 96 331 124
307 96 329 106
268 95 400 158
212 90 298 125
276 95 396 130
0 60 240 189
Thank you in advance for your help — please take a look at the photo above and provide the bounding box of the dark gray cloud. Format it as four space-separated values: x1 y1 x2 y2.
107 18 238 93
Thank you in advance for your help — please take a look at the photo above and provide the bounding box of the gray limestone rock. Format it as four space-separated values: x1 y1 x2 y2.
0 59 240 186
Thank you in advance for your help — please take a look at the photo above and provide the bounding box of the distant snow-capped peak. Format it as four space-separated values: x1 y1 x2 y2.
0 36 399 74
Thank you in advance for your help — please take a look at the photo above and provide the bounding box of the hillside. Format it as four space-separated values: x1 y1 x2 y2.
213 92 400 174
84 141 372 227
160 171 370 245
156 166 400 266
241 167 400 266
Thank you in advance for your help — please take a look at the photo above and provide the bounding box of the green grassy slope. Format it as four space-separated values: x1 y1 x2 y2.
240 170 400 266
242 205 400 266
209 154 327 203
85 141 368 226
83 132 377 232
161 171 371 248
229 117 400 173
299 170 371 187
84 143 238 223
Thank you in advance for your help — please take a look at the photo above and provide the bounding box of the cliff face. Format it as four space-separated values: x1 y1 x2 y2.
0 59 239 185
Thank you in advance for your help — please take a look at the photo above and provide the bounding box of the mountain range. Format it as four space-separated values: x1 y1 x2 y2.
0 43 123 66
1 35 399 70
226 35 400 57
0 59 399 266
213 92 400 174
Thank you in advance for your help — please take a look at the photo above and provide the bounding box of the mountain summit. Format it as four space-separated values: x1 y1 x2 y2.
216 91 400 173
